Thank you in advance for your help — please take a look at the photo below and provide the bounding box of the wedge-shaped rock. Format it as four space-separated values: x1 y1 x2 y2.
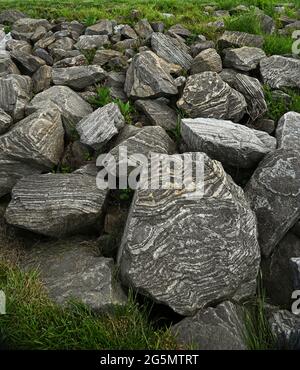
0 54 20 77
223 46 266 71
245 149 300 257
5 173 108 237
85 20 113 36
0 108 12 134
52 65 106 90
191 48 222 74
125 51 178 99
77 102 125 150
11 18 51 41
0 108 64 197
177 72 247 122
75 35 109 50
11 51 45 75
181 118 276 168
26 85 92 134
218 31 264 49
118 153 260 316
0 74 32 121
276 111 300 150
151 32 192 70
22 240 126 311
260 56 300 89
220 69 267 121
172 301 246 350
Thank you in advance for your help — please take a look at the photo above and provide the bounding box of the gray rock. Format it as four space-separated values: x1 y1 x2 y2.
291 257 300 291
52 65 106 90
33 48 53 65
77 102 125 150
223 46 266 71
246 118 275 135
135 99 178 130
260 55 300 89
0 108 64 197
50 48 81 63
32 65 52 94
245 149 300 257
120 24 138 39
134 19 153 39
181 117 276 168
0 9 26 24
0 74 32 121
168 24 192 38
93 49 124 66
269 310 300 350
191 41 215 57
172 301 246 350
113 38 139 52
31 25 47 43
177 72 247 122
150 22 164 33
75 35 110 50
263 232 300 308
218 31 264 50
0 108 12 134
151 32 192 70
191 48 222 74
118 152 260 315
5 173 108 237
21 239 126 311
0 54 20 77
220 70 267 121
11 18 50 41
258 13 275 34
85 20 113 36
34 32 56 49
276 111 300 150
26 85 93 135
60 20 85 39
53 54 87 68
6 39 32 54
124 51 178 99
48 37 74 51
11 51 45 75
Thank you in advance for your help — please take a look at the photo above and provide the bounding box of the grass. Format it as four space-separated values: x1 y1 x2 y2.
264 86 300 121
0 260 179 350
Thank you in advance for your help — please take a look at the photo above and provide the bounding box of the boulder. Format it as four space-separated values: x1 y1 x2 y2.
77 102 125 150
53 54 87 68
276 111 300 150
52 65 106 90
118 152 260 315
172 301 246 350
223 46 266 71
260 56 300 89
85 20 113 36
245 149 300 257
11 51 46 75
124 51 178 99
5 173 108 237
120 25 138 39
32 65 52 93
191 48 222 74
191 41 215 57
11 18 51 41
0 108 12 135
168 24 192 38
0 9 26 24
151 32 192 70
181 117 276 168
218 31 264 49
75 35 110 50
6 39 32 54
0 54 20 77
93 49 123 66
177 72 247 122
134 19 153 39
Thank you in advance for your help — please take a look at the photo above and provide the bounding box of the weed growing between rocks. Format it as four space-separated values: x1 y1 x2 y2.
264 86 300 121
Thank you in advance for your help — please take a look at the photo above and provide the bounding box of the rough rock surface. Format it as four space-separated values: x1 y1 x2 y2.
191 48 222 74
5 173 108 237
32 65 52 93
181 117 276 168
85 20 113 36
118 153 260 316
77 102 125 150
0 108 13 134
245 149 300 257
151 32 192 70
218 31 264 49
22 240 126 311
260 56 300 89
223 46 266 71
269 310 300 350
172 301 246 350
11 51 46 75
74 35 109 50
124 51 177 99
276 111 300 150
52 65 106 90
177 72 247 121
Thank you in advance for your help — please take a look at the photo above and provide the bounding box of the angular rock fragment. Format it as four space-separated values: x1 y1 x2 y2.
0 108 12 135
85 20 113 36
269 310 300 350
0 54 20 77
6 39 32 54
75 35 110 50
134 19 153 39
0 9 26 24
53 54 87 68
11 18 51 41
32 65 52 93
223 46 266 71
93 49 123 66
276 111 300 150
168 24 192 38
191 48 222 74
218 31 264 49
118 153 260 315
11 51 46 75
181 117 276 168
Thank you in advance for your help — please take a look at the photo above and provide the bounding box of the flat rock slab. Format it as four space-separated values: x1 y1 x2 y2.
245 149 300 257
181 117 276 168
124 51 178 99
5 173 108 238
177 72 247 122
172 301 246 350
223 46 266 72
22 239 126 311
276 111 300 150
260 56 300 89
77 102 125 150
118 153 260 316
218 31 264 49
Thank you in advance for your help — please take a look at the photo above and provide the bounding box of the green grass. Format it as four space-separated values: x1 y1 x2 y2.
0 261 180 350
224 11 263 35
263 34 294 55
264 86 300 121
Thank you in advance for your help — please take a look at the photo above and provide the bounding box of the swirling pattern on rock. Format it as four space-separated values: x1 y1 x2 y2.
11 51 46 75
177 72 247 122
218 31 264 50
245 149 300 257
171 301 246 350
260 56 300 89
77 102 125 150
181 117 276 168
223 46 266 72
276 111 300 150
220 69 267 121
5 173 109 237
118 153 260 316
151 32 192 70
124 51 178 99
0 74 32 121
